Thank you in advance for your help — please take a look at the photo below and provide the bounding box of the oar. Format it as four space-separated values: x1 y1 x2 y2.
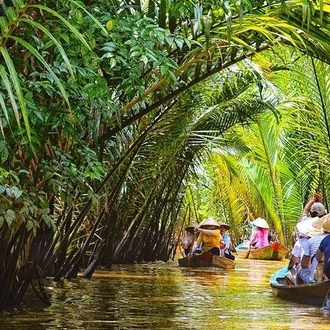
244 244 251 259
322 285 330 311
188 232 196 256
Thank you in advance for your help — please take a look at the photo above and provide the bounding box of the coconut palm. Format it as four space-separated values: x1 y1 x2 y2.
200 52 330 248
48 0 330 278
2 0 330 311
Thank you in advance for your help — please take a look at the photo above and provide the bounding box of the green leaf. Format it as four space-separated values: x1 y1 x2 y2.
31 4 91 50
8 37 71 112
141 55 148 64
0 48 31 139
5 209 15 227
0 185 7 194
0 64 20 127
14 0 25 9
0 16 8 33
20 18 75 79
12 187 22 199
175 38 183 49
68 0 109 37
6 7 18 22
106 20 114 31
5 186 22 199
110 58 116 68
43 214 57 231
26 219 34 231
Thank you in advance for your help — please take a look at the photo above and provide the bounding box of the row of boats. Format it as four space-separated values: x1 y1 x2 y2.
178 241 330 307
178 241 289 268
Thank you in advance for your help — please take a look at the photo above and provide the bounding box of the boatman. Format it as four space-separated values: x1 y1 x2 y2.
249 218 270 248
192 217 223 256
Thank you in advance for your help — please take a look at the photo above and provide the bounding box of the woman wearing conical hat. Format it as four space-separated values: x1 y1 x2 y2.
249 218 270 249
193 217 223 256
181 223 198 257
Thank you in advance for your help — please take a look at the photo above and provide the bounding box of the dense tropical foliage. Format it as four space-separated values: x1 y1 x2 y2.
1 0 330 310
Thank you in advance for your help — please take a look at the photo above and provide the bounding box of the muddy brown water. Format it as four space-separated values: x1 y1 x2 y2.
1 257 330 329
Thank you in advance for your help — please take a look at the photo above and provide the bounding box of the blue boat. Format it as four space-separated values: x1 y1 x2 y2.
270 266 330 306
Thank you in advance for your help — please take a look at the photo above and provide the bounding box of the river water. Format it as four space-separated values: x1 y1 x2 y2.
1 257 330 329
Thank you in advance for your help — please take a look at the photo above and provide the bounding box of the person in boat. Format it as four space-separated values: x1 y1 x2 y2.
192 217 223 256
219 222 235 260
296 214 330 284
315 222 330 281
295 192 325 242
287 191 325 283
286 216 323 284
298 192 325 224
249 217 270 249
181 223 198 257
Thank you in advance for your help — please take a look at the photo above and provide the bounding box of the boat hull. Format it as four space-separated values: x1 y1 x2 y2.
235 241 288 260
178 251 235 269
270 266 330 306
235 241 250 257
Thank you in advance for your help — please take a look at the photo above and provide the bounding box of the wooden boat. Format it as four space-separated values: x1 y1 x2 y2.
178 251 235 269
235 241 288 260
234 240 250 257
270 266 330 306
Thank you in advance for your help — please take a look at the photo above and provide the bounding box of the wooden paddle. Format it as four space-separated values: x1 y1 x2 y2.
322 285 330 311
244 244 251 259
188 232 196 256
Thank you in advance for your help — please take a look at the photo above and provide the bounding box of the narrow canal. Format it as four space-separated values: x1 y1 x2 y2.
1 257 330 329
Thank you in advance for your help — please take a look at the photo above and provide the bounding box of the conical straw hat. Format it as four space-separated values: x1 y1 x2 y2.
321 214 330 233
199 217 221 228
296 217 323 237
185 222 198 231
251 217 269 229
218 221 230 230
312 214 330 232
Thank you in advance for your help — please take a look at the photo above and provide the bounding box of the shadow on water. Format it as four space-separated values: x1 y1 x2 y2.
1 257 330 329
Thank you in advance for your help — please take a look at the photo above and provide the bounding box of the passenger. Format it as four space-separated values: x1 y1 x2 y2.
249 218 270 248
181 223 198 257
296 214 330 284
219 222 235 260
315 224 330 281
193 217 223 256
286 217 323 284
298 192 325 223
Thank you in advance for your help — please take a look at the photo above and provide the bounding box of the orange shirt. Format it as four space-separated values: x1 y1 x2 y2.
196 229 221 252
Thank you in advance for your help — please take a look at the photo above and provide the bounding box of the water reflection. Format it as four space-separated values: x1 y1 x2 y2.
1 258 330 329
